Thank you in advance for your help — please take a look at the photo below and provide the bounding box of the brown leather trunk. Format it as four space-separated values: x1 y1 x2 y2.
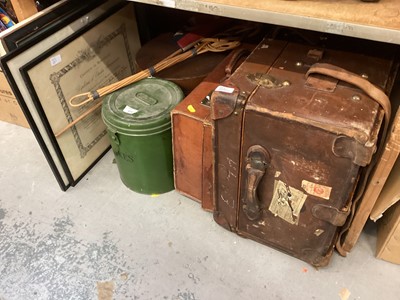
211 38 397 266
172 46 253 211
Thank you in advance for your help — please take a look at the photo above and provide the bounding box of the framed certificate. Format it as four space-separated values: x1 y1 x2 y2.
1 0 141 190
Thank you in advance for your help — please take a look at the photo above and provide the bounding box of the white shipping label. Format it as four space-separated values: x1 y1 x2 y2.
269 180 307 225
123 105 138 114
50 54 62 67
215 86 235 94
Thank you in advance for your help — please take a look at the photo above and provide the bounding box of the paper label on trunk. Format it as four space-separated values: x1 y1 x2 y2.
269 180 307 225
301 180 332 200
215 86 234 94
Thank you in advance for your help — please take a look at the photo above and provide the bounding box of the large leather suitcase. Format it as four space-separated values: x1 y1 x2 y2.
211 37 396 266
172 46 252 211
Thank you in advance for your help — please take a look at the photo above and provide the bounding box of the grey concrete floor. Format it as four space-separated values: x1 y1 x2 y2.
0 120 399 300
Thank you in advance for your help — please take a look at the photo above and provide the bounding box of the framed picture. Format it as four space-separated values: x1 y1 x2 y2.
0 0 107 53
1 0 141 190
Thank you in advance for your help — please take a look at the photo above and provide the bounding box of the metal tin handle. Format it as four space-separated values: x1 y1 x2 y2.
108 129 120 154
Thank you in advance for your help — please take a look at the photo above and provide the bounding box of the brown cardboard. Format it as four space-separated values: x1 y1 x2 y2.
0 1 71 128
368 102 400 227
0 69 29 128
371 156 400 221
9 0 38 22
341 103 400 253
376 202 400 264
372 154 400 264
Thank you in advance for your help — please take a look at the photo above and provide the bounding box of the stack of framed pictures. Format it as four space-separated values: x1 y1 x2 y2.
0 0 141 190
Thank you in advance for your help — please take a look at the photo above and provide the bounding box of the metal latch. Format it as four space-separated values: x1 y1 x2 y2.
201 91 213 107
246 73 289 89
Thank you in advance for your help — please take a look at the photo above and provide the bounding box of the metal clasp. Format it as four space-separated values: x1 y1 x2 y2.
246 73 288 89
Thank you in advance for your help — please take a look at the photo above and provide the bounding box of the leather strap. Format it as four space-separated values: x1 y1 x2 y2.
225 48 251 78
306 63 391 122
306 63 391 256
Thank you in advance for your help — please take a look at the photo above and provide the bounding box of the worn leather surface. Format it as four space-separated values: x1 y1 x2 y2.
212 37 395 266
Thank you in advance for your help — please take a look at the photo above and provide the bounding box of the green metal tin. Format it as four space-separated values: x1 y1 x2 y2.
102 78 184 194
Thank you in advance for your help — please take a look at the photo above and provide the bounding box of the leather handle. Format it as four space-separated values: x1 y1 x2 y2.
243 145 270 221
306 63 393 256
221 48 251 82
306 63 391 122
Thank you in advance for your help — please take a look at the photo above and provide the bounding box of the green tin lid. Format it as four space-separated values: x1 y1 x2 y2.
102 78 184 135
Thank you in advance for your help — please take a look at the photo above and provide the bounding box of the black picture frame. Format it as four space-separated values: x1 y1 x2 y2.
0 0 140 190
1 0 108 53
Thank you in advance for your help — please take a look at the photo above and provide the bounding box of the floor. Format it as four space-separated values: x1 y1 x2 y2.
0 120 399 300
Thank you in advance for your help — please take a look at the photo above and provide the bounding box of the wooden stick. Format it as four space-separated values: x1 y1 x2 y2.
54 101 102 138
56 38 240 138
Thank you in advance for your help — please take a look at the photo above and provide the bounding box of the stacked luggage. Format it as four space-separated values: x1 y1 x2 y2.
170 33 397 266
